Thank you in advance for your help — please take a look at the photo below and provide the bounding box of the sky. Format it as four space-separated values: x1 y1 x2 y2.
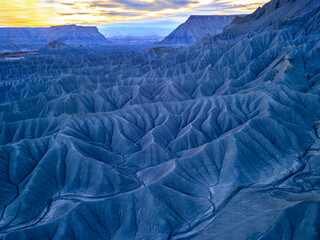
0 0 270 36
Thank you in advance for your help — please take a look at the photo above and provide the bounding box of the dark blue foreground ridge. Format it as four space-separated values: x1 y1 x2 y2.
1 0 320 239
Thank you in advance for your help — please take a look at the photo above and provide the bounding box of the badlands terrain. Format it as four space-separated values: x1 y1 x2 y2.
0 0 320 239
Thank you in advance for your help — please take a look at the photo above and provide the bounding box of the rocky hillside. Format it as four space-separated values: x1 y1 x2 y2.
160 15 236 45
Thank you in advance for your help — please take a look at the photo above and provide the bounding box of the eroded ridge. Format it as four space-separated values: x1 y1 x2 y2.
1 0 320 239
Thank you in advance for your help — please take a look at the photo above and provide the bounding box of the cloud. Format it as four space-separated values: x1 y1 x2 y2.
90 0 199 11
0 0 270 27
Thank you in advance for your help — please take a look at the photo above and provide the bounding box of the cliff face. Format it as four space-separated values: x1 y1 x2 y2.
225 0 314 35
0 25 110 46
160 15 236 45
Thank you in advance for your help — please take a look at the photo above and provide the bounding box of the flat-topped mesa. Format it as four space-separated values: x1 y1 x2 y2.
159 15 237 45
0 24 110 48
188 15 236 20
47 24 109 45
49 24 77 29
49 24 101 33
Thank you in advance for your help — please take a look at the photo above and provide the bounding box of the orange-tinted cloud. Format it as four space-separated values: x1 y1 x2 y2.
0 0 57 26
0 0 270 27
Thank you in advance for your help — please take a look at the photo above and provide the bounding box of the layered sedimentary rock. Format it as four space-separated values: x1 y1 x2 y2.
160 15 236 45
0 0 320 239
0 25 110 48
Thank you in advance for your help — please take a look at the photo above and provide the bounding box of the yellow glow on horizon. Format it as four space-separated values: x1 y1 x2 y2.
0 0 57 26
0 0 270 27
